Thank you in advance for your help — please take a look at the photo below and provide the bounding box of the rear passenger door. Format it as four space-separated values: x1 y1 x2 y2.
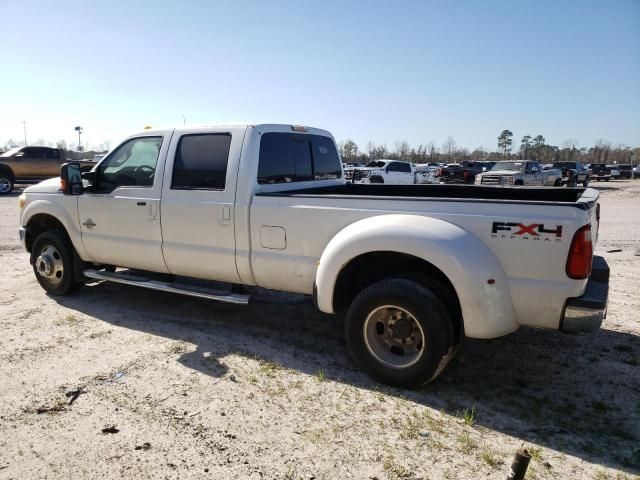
42 148 64 178
160 127 246 283
396 162 414 184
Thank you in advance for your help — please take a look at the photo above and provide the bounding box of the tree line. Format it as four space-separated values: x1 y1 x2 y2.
339 133 639 166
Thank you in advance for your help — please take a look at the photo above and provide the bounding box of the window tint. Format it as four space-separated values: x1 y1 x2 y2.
22 147 43 158
258 133 341 184
397 162 411 173
172 134 231 190
45 149 60 159
311 135 342 179
97 136 162 191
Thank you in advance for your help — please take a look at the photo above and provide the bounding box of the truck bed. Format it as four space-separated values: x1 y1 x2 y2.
258 183 596 208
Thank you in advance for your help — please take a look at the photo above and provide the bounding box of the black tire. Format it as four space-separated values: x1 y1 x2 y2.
0 171 14 194
31 230 80 295
514 180 524 186
369 176 384 184
345 278 452 388
553 179 562 187
605 178 610 182
583 179 589 187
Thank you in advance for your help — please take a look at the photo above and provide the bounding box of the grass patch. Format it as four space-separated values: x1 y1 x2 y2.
528 446 543 462
460 403 476 426
457 431 477 454
480 447 503 469
315 368 326 382
258 360 281 377
382 457 413 479
168 341 188 355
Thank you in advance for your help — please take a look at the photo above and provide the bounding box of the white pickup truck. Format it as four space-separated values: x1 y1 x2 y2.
347 159 416 184
18 124 609 387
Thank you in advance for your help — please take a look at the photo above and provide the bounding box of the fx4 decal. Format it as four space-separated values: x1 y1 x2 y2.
491 222 563 242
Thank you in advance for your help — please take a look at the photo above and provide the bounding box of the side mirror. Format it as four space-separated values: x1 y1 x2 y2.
81 170 96 185
60 162 83 195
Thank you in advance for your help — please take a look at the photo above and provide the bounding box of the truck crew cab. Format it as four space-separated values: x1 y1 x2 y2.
18 124 609 387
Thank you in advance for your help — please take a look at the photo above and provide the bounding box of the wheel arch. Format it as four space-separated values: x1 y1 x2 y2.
22 199 89 259
0 163 15 181
315 214 518 339
333 251 463 345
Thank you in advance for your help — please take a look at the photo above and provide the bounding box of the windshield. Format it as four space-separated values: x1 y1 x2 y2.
0 147 22 157
365 160 387 168
492 161 524 172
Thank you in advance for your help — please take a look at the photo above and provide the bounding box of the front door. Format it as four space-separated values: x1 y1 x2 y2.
160 127 244 284
12 147 44 179
78 133 171 272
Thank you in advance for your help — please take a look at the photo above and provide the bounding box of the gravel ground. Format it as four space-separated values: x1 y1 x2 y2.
0 182 638 480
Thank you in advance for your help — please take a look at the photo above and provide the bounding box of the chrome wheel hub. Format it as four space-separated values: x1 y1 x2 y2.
35 245 64 284
363 305 425 369
0 178 10 193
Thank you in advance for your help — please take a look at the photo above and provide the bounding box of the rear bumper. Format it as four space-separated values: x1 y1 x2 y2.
561 256 609 333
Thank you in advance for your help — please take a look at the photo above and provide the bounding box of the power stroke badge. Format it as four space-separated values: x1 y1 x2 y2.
491 222 563 242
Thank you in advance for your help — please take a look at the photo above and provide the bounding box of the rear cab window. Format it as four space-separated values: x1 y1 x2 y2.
258 133 342 184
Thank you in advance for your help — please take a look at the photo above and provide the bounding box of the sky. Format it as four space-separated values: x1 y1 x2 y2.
1 0 638 153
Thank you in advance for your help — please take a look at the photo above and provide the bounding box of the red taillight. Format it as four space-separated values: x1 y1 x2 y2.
566 224 593 279
463 170 470 180
437 168 443 177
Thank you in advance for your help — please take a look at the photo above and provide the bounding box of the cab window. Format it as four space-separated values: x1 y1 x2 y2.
171 133 231 190
96 136 162 191
258 133 341 184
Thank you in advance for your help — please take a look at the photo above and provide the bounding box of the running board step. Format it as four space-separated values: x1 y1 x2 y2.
83 269 250 305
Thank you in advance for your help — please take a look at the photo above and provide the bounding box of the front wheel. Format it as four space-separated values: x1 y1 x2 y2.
32 230 80 295
345 279 454 388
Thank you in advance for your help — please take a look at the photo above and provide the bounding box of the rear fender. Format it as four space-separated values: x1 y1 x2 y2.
315 215 518 338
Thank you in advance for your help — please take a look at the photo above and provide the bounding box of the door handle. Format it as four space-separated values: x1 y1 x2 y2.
148 202 157 220
137 201 147 206
219 205 232 225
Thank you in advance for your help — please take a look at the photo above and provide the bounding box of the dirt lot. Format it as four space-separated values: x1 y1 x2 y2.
0 182 638 480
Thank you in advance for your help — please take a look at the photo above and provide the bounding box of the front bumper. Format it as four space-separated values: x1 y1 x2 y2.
19 227 27 251
561 256 609 333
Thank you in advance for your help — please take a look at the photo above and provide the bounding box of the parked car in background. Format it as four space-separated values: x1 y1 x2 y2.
606 165 621 179
351 159 415 184
589 164 612 182
615 164 633 179
0 146 95 194
414 164 438 184
437 160 496 184
552 161 590 187
475 160 562 186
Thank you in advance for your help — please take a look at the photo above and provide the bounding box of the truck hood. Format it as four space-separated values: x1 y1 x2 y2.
480 170 520 176
24 177 62 193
